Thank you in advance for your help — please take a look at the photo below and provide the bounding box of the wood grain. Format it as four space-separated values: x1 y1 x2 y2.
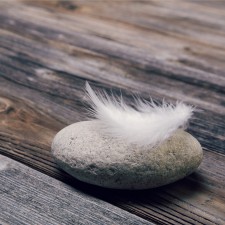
0 0 225 224
0 154 153 225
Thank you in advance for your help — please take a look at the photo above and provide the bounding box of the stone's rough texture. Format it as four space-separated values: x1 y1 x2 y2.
51 121 203 190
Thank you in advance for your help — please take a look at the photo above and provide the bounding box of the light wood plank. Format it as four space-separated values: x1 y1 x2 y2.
0 154 153 225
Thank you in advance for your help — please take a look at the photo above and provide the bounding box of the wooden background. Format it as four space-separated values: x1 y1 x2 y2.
0 0 225 224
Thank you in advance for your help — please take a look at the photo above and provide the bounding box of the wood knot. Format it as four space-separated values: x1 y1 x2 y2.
57 0 77 11
0 97 14 114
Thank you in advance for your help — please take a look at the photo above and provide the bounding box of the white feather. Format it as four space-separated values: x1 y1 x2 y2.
85 82 194 147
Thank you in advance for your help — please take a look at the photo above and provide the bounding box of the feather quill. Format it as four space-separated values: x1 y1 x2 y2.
85 82 194 147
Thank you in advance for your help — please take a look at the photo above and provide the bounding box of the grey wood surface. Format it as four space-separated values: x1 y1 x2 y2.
0 0 225 224
0 154 153 225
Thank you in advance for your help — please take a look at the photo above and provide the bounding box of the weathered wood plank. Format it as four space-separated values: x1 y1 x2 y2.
0 30 224 154
0 154 153 225
0 0 225 224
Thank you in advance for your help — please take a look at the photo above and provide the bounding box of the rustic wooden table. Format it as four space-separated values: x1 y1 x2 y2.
0 0 225 224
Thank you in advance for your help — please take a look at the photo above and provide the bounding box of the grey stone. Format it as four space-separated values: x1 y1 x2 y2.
51 121 203 190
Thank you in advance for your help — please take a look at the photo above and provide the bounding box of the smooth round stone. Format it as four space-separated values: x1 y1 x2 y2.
51 121 203 190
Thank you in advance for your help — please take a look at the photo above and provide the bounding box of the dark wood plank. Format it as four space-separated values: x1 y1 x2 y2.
0 0 225 224
0 154 153 225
